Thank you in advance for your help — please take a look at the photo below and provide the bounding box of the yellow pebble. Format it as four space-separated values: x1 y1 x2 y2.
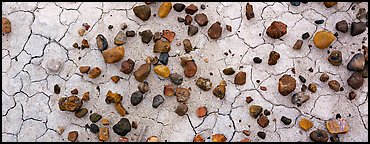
102 118 109 125
313 30 336 49
299 118 313 131
158 2 172 18
154 65 170 78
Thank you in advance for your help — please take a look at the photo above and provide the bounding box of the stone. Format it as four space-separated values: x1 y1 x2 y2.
356 8 367 19
120 59 135 74
234 71 246 85
245 3 255 20
266 21 287 39
90 113 102 123
114 31 127 45
153 32 162 42
81 39 89 49
169 73 183 85
78 28 85 36
336 20 348 33
183 39 193 53
158 2 172 18
113 118 131 136
315 20 324 24
213 80 227 99
115 103 127 117
308 83 317 93
299 118 313 131
208 22 222 39
102 46 125 64
2 17 11 33
326 118 349 134
249 105 263 118
47 59 62 72
105 90 123 104
99 127 109 141
240 138 251 142
193 134 205 142
82 92 90 101
320 73 329 82
291 92 310 107
154 65 170 78
293 40 303 50
328 50 342 66
310 129 329 142
194 13 208 26
348 91 356 100
164 84 175 96
140 30 153 44
102 118 109 125
246 96 253 103
175 103 188 116
138 82 149 94
72 43 79 48
90 124 99 133
330 135 340 142
347 53 365 71
226 25 232 32
281 116 292 125
212 134 227 142
89 67 101 79
201 4 206 10
173 3 185 12
196 106 207 118
185 15 192 25
162 30 175 43
185 4 198 15
132 121 138 129
133 63 151 82
159 52 169 65
152 95 164 108
131 91 143 106
153 40 171 53
96 34 109 51
188 24 199 36
253 57 263 63
257 115 270 128
351 22 366 36
323 2 337 8
75 108 88 118
278 75 296 96
242 130 251 136
79 66 90 74
58 96 83 112
196 77 212 91
257 131 266 139
299 75 306 83
111 76 120 83
328 80 340 92
302 32 310 40
108 25 113 29
177 17 185 22
126 30 136 37
301 84 308 92
120 23 127 30
119 137 129 142
290 2 300 6
176 87 190 102
82 23 90 30
223 67 235 75
263 109 271 116
68 131 78 142
54 84 61 94
268 51 280 65
147 136 158 142
313 30 336 49
183 60 197 78
133 5 151 21
347 72 364 89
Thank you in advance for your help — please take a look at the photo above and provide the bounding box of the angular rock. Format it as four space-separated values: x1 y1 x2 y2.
102 118 109 125
169 73 183 85
234 71 246 85
193 134 205 142
164 84 175 96
114 31 127 45
184 15 192 25
249 105 263 118
302 32 310 40
213 80 226 99
351 22 366 36
348 91 357 100
266 21 287 39
336 20 348 33
102 46 125 64
139 30 153 44
194 13 208 26
158 2 172 18
153 32 161 42
153 40 171 53
175 103 188 116
185 4 198 15
81 39 89 49
347 53 365 71
291 92 310 107
154 65 170 78
326 118 349 134
347 72 364 89
89 67 101 79
313 30 336 49
226 25 232 32
99 127 109 141
162 30 175 43
245 96 253 103
196 106 207 118
328 80 340 92
188 24 198 36
58 96 83 112
208 22 222 39
131 91 143 106
212 134 227 142
278 75 296 96
176 87 190 102
320 73 329 82
133 5 151 21
308 83 317 93
152 95 164 108
133 63 151 82
328 50 342 66
299 118 313 131
138 82 149 94
245 3 255 20
196 77 212 91
82 92 90 101
120 59 135 74
268 51 280 65
54 84 61 94
293 40 303 50
257 131 266 139
159 52 169 65
68 131 78 142
356 8 367 19
105 90 123 104
113 118 131 136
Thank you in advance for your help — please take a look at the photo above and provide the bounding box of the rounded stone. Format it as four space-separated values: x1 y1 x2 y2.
313 30 336 49
2 17 11 33
126 30 136 37
173 3 185 12
268 51 280 65
130 91 143 106
54 84 61 94
281 116 292 125
253 57 262 63
79 66 90 74
328 50 342 66
336 20 348 33
184 60 197 78
133 63 151 82
184 15 192 25
278 75 296 96
290 2 300 6
154 65 171 78
213 80 226 99
234 71 246 85
351 22 366 36
257 115 269 128
223 67 235 75
153 40 171 53
328 80 340 92
266 21 287 39
113 118 131 136
193 134 205 142
249 105 263 118
293 40 303 50
292 92 310 107
208 22 222 39
176 87 190 102
348 91 357 100
196 106 207 118
159 52 169 65
183 39 193 53
120 59 135 74
194 13 208 26
90 123 99 133
175 103 188 116
152 95 164 108
347 53 365 71
138 82 149 94
75 108 88 118
139 30 153 44
310 129 329 142
68 131 78 142
315 20 324 24
320 73 329 82
308 83 317 93
302 32 310 40
169 73 183 85
90 113 102 123
133 5 151 21
212 134 227 142
158 2 172 18
188 25 199 36
257 131 266 139
89 67 101 79
347 72 364 90
58 96 83 112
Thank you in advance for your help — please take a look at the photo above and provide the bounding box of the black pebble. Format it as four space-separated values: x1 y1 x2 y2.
54 84 60 94
299 75 306 83
126 30 136 37
308 68 314 72
302 32 310 40
131 91 143 106
152 95 165 108
281 116 292 125
178 17 185 22
173 3 186 12
315 20 324 24
336 114 341 119
257 131 266 139
253 57 262 63
108 25 113 29
159 52 169 65
200 4 206 10
290 2 300 6
90 123 99 133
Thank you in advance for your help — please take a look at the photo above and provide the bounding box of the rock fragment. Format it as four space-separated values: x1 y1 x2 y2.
114 31 127 45
193 134 205 142
266 21 287 39
90 113 102 123
268 51 280 65
328 50 342 66
139 30 153 44
310 129 329 142
234 71 246 85
154 65 170 78
2 17 11 33
102 46 125 64
196 106 207 118
299 118 313 131
257 115 270 128
249 105 263 118
183 39 193 53
336 20 348 33
183 60 197 78
194 13 208 26
133 5 151 21
212 134 227 142
281 116 292 125
54 84 61 94
68 131 78 142
278 75 296 96
131 91 143 106
158 2 172 18
162 30 175 43
75 108 88 118
152 95 164 108
184 15 192 25
223 67 235 75
213 80 226 99
115 103 127 117
169 73 183 85
113 118 131 136
153 40 171 53
293 40 303 50
164 84 175 96
347 72 364 89
105 90 123 104
313 30 336 49
196 77 212 91
99 127 109 141
185 4 198 15
81 39 89 49
308 83 317 93
126 30 136 37
347 53 365 71
351 22 366 36
257 131 266 139
173 3 185 12
291 92 310 106
138 82 149 94
120 59 135 74
133 63 151 82
175 103 188 116
58 96 83 112
176 87 190 102
326 118 349 134
320 73 329 82
188 24 199 36
79 66 90 74
208 22 222 39
245 3 255 20
323 2 337 8
328 80 340 92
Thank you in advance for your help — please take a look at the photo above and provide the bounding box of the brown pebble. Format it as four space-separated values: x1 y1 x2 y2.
183 39 193 53
111 76 120 83
81 39 89 49
89 67 101 79
301 84 308 92
82 92 90 101
260 86 267 91
71 88 78 95
293 40 303 50
308 83 317 93
176 87 190 102
115 103 127 117
79 66 90 74
320 73 329 82
266 21 287 39
185 4 198 15
120 59 135 74
99 127 109 141
132 121 138 129
68 131 78 142
242 130 251 136
175 103 188 116
328 80 340 92
193 134 205 142
194 13 208 26
245 3 255 20
183 60 197 78
240 138 251 142
133 63 151 82
196 106 207 118
164 84 175 96
162 30 175 43
246 96 253 103
184 15 192 25
263 109 271 116
2 17 11 33
234 71 246 85
257 115 270 128
268 51 280 65
226 25 232 32
348 91 356 100
278 74 296 96
347 72 364 90
208 22 222 39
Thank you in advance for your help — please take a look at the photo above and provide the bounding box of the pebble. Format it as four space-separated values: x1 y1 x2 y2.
96 34 108 51
133 63 151 82
114 31 127 45
169 73 183 85
326 118 349 134
302 32 310 40
249 105 263 118
175 103 188 116
154 65 171 78
162 30 175 43
58 96 83 112
140 30 153 44
185 4 198 15
278 74 296 96
200 4 206 10
212 134 227 142
348 91 357 100
240 138 251 142
173 3 185 12
263 109 271 116
301 84 308 92
70 89 78 95
347 53 365 71
328 80 340 92
158 2 172 18
208 22 222 39
330 135 340 142
347 72 364 89
319 73 329 82
196 77 212 91
310 129 329 142
223 67 235 75
2 17 11 33
188 24 199 36
115 103 127 116
313 30 336 49
120 23 127 30
177 17 185 22
268 51 280 65
298 75 306 83
126 30 136 37
73 43 79 48
351 22 366 36
324 2 337 8
335 20 348 33
120 59 135 74
176 87 190 102
90 113 102 123
133 5 151 21
293 40 303 50
242 130 251 136
82 23 90 30
245 96 253 103
164 84 175 96
81 39 89 49
153 40 171 53
79 66 90 74
281 116 292 125
245 3 255 20
54 84 61 94
102 118 109 125
108 25 113 29
266 21 287 39
90 123 99 133
253 57 263 63
308 83 317 93
82 92 90 101
291 92 310 107
194 13 208 26
356 8 367 19
68 131 78 142
119 137 129 142
226 25 232 32
132 121 138 129
75 108 88 118
138 82 149 94
47 59 62 72
147 136 159 142
328 50 342 66
314 19 324 24
290 2 300 6
196 106 207 118
257 131 266 139
113 118 131 136
152 95 164 108
299 118 313 131
131 91 143 106
184 15 192 25
234 71 246 85
153 32 161 42
102 46 125 64
78 28 85 36
159 52 169 65
183 60 197 78
183 39 193 53
260 86 267 91
193 134 205 142
105 90 122 104
213 80 227 99
257 115 270 128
